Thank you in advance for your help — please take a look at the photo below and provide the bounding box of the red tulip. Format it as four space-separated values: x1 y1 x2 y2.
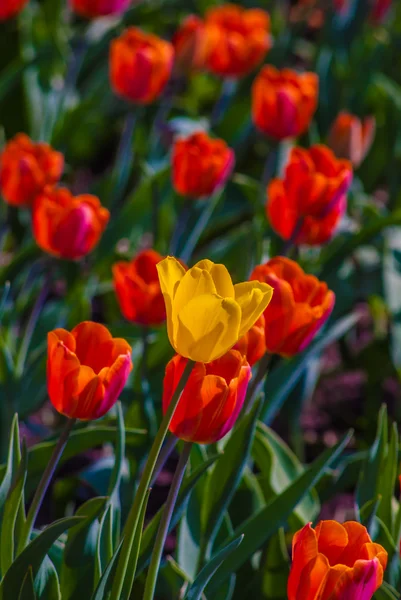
234 315 266 367
0 0 28 20
70 0 132 18
328 112 375 167
173 15 211 73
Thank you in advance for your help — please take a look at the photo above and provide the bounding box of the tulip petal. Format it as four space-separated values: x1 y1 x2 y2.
176 294 241 362
173 267 217 315
326 559 381 600
234 280 274 338
193 260 235 298
315 520 348 566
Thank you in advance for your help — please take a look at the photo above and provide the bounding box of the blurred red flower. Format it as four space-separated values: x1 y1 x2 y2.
0 0 28 20
163 350 251 444
204 4 271 78
288 520 387 600
267 145 352 246
252 66 319 140
0 134 63 207
48 322 132 420
234 315 266 367
33 187 109 260
328 112 375 167
110 27 174 104
70 0 132 18
173 15 211 73
172 131 234 198
250 257 335 357
113 249 167 326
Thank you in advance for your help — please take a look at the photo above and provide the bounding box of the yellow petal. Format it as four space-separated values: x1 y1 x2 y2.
173 267 217 315
192 260 235 298
234 281 274 338
175 294 241 362
157 256 187 342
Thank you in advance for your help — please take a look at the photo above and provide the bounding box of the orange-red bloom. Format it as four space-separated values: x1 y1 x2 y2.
252 66 318 140
204 4 271 78
70 0 132 18
163 350 251 444
371 0 392 22
234 315 266 367
172 131 235 198
0 0 28 20
113 249 167 326
250 257 335 357
288 520 387 600
47 322 132 420
32 187 109 260
0 134 63 207
267 145 353 246
109 27 174 104
328 112 375 168
173 15 211 73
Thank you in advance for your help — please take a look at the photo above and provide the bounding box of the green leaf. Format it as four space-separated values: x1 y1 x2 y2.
95 504 114 585
91 540 124 600
0 414 21 526
374 581 401 599
202 400 261 550
183 536 243 600
1 442 27 574
252 422 319 530
18 568 36 600
137 454 220 575
34 556 61 600
0 517 83 600
263 313 360 424
206 432 352 593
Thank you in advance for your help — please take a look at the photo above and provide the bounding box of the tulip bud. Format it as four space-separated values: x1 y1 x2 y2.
157 257 273 363
0 0 28 20
172 131 235 198
113 249 167 326
288 521 387 600
250 257 335 357
0 134 63 207
70 0 132 18
252 66 318 140
267 145 353 246
109 27 174 104
32 187 109 260
173 15 211 73
328 112 375 167
47 322 133 420
204 4 271 78
163 350 251 443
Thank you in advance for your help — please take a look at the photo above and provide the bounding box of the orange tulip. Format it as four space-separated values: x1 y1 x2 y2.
250 257 335 357
204 4 271 78
328 112 375 167
0 134 63 207
113 249 167 326
0 0 28 20
267 145 353 246
173 15 211 73
252 66 318 140
109 27 174 104
163 350 251 444
234 315 266 367
70 0 132 18
47 322 132 420
288 520 387 600
32 187 109 260
172 131 235 198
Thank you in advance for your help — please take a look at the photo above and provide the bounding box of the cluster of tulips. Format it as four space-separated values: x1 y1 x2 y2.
0 0 397 599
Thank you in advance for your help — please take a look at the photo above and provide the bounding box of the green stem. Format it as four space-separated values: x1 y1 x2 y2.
143 442 192 600
242 353 272 415
18 417 76 552
110 359 195 600
180 193 222 264
150 435 178 487
141 327 157 438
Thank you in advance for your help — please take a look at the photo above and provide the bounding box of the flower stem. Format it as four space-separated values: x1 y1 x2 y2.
210 78 237 127
242 353 272 415
150 434 178 487
18 417 76 552
141 326 157 438
143 442 192 600
110 359 195 600
180 192 222 264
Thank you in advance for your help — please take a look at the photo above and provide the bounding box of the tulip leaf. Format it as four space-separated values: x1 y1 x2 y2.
91 540 124 600
374 582 400 599
183 535 244 600
206 431 352 593
18 568 36 600
0 414 21 525
95 504 114 585
34 556 61 600
0 516 83 600
252 422 320 530
137 453 220 575
263 312 360 424
201 399 261 550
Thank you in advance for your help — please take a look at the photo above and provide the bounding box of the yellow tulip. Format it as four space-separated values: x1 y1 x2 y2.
157 257 274 362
